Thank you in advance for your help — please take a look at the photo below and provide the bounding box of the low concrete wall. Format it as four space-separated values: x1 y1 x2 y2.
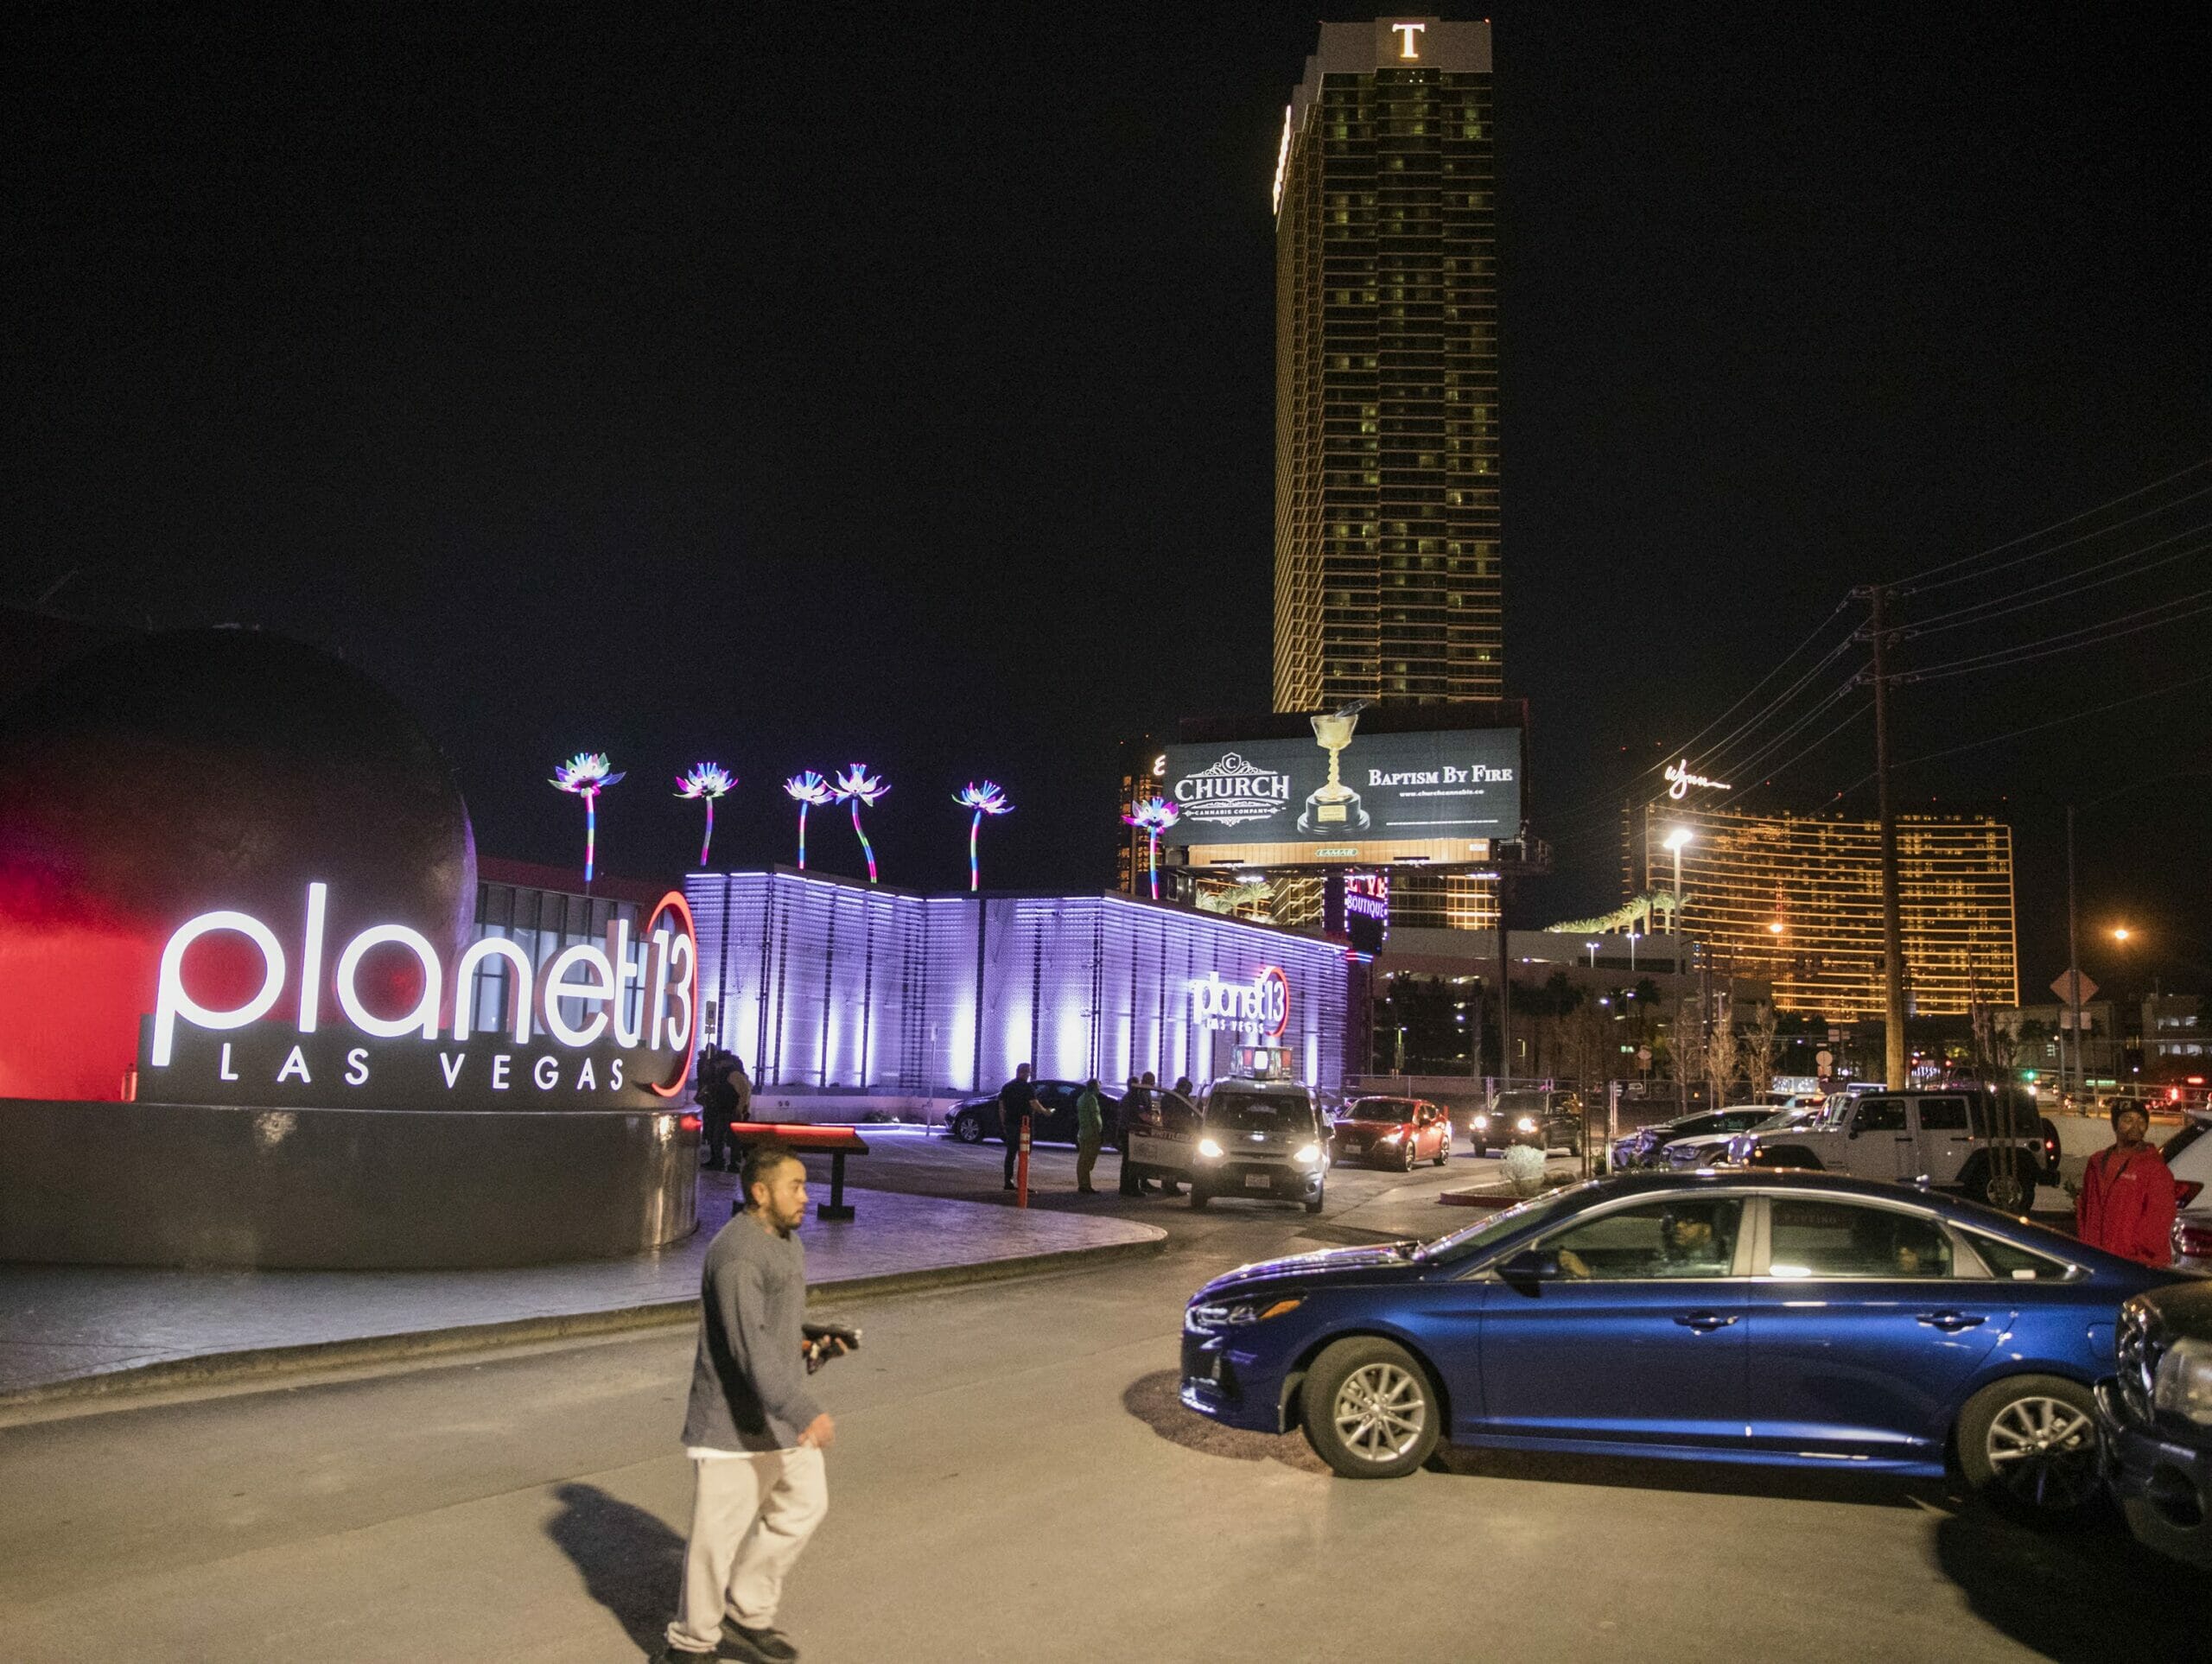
0 1098 697 1269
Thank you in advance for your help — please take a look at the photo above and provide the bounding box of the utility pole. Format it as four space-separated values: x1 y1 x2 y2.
2066 804 2082 1102
1494 875 1513 1088
1868 585 1909 1089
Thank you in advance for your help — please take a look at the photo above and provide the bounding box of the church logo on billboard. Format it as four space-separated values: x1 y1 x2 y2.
1171 753 1292 829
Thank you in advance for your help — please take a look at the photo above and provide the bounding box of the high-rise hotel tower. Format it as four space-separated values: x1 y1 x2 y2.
1272 17 1502 927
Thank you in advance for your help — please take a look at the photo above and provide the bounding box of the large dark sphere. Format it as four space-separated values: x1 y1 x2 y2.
0 628 476 1101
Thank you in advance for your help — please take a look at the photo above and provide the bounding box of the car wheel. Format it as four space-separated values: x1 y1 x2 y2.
1305 1189 1325 1215
1399 1141 1418 1172
1300 1337 1441 1479
1188 1184 1210 1210
1956 1375 2102 1521
1432 1143 1447 1167
951 1112 985 1144
1967 1156 2033 1213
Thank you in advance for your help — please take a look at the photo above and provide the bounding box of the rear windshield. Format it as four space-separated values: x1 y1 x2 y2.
1350 1099 1417 1121
2164 1121 2210 1164
1206 1091 1317 1134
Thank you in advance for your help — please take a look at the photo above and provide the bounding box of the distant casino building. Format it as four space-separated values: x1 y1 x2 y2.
1625 803 2019 1019
1270 18 1503 934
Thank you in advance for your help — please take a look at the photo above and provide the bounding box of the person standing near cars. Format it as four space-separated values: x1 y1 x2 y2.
660 1141 835 1664
696 1048 736 1172
2077 1102 2178 1267
999 1062 1040 1191
1074 1077 1104 1194
1118 1074 1148 1197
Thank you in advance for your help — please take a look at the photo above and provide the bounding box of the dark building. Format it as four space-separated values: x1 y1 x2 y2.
1271 17 1502 930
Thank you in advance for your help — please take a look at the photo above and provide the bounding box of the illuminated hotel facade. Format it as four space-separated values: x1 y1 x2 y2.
1625 803 2019 1019
1270 17 1502 932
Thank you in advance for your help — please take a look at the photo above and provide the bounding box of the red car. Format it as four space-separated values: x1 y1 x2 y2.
1331 1096 1452 1171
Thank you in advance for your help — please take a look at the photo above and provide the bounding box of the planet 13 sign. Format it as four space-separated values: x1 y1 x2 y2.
138 883 698 1110
1188 967 1290 1038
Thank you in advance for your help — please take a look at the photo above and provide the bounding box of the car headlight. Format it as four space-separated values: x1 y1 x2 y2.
2155 1337 2212 1426
1197 1137 1224 1159
1293 1142 1323 1165
1516 1116 1537 1133
1190 1296 1305 1329
1472 1115 1490 1129
1380 1129 1402 1142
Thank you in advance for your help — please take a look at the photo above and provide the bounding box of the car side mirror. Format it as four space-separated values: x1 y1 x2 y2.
1500 1248 1560 1283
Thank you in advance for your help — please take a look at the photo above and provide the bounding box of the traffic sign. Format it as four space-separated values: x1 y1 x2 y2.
2050 969 2099 1005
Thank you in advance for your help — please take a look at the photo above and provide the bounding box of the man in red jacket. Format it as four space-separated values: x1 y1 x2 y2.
2076 1103 2177 1266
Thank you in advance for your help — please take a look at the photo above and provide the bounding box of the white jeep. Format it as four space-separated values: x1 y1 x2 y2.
1727 1089 2048 1211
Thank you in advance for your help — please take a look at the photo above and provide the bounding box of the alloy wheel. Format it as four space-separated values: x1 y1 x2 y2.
1332 1362 1427 1464
1984 1394 2100 1511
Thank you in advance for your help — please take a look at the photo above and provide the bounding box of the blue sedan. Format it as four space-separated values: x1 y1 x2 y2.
1180 1171 2187 1517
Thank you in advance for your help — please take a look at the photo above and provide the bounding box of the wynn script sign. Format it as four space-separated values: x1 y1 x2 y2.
137 883 698 1111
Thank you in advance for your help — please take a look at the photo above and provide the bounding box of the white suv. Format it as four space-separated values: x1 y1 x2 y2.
1728 1089 2048 1210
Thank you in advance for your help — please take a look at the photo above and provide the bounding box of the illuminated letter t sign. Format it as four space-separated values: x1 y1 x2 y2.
1391 22 1426 59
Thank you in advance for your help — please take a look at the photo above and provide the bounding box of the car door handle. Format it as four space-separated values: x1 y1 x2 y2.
1916 1312 1986 1332
1675 1312 1738 1331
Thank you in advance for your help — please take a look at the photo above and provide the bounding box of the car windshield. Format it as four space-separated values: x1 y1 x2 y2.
1349 1099 1416 1121
1751 1107 1809 1132
1414 1185 1590 1264
1495 1091 1552 1117
1206 1091 1316 1134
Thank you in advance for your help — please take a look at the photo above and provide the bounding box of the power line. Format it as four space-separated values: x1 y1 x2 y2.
1904 526 2212 638
1904 481 2212 596
1895 456 2212 590
1538 594 1858 829
1904 586 2212 683
1734 700 1872 803
1827 668 2212 800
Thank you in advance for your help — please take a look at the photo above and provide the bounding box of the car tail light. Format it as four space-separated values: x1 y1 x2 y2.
2177 1181 2205 1208
2177 1219 2212 1259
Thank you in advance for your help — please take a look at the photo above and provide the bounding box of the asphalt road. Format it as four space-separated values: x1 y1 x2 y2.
0 1140 2197 1662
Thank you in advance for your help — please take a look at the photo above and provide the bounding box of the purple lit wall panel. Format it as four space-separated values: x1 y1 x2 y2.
684 873 1346 1096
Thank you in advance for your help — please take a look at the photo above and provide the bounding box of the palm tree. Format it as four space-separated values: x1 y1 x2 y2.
952 781 1013 891
675 762 734 867
550 752 625 889
783 772 834 868
833 765 890 883
1122 797 1181 899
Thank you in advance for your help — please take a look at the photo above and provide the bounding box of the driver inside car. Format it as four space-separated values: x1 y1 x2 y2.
1554 1207 1732 1280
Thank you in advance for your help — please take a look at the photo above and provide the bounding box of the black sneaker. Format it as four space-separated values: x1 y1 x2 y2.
654 1646 716 1664
721 1619 800 1663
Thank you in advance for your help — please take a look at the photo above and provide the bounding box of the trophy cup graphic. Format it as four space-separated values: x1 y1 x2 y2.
1298 701 1371 832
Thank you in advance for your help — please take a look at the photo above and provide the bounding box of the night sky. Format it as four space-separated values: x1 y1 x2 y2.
8 6 2207 999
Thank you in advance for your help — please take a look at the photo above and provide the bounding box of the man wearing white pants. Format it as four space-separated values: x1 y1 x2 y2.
661 1142 836 1664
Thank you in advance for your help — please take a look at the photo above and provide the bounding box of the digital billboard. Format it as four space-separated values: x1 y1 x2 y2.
1160 719 1521 870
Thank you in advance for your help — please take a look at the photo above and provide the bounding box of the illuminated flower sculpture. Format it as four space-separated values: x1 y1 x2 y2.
676 762 734 867
1122 795 1180 900
833 764 890 884
550 752 626 888
783 772 835 869
952 780 1013 892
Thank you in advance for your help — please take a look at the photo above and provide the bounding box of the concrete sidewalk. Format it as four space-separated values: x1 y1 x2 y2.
0 1165 1163 1407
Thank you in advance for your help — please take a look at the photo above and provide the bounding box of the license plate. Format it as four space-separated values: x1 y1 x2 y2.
1245 1172 1273 1190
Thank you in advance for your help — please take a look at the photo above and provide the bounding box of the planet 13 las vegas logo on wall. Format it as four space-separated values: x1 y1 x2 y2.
138 883 698 1110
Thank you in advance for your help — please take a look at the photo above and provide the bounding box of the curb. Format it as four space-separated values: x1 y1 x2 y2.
0 1229 1166 1414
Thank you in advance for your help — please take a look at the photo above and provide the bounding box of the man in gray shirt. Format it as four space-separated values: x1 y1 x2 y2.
661 1141 836 1664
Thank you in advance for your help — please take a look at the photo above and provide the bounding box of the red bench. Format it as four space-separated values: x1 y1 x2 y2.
726 1123 870 1222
